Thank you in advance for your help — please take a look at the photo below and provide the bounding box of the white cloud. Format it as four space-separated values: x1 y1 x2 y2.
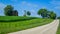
22 1 27 5
50 1 60 5
21 1 38 7
0 3 6 10
27 3 32 6
0 3 6 16
50 0 60 10
54 6 60 10
32 4 38 7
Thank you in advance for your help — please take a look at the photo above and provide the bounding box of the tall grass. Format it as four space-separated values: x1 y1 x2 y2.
56 19 60 34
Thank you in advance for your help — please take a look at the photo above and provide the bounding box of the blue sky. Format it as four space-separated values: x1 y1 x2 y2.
0 0 60 17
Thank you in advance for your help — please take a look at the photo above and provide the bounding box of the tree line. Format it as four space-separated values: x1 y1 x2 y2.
4 5 56 19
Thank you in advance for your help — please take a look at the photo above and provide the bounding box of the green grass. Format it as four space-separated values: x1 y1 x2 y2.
0 16 53 34
56 19 60 34
0 16 37 22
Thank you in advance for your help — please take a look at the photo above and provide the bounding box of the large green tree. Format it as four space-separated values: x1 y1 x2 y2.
4 5 18 16
4 5 14 16
49 11 56 19
27 11 31 16
38 9 48 18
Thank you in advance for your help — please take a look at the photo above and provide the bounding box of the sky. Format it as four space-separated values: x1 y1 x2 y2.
0 0 60 17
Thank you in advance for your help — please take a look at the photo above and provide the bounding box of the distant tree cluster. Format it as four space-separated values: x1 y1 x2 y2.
23 10 31 17
4 5 18 16
4 5 31 16
38 9 56 19
4 5 57 19
57 17 60 19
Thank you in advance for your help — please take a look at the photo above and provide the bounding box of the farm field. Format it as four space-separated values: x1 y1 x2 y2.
0 16 37 22
0 16 53 34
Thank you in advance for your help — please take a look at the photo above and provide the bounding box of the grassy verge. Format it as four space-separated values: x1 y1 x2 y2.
0 16 53 34
56 19 60 34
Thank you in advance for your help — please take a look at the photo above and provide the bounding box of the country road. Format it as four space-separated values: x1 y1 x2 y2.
8 20 59 34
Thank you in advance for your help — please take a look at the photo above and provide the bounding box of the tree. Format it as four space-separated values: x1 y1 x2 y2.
4 5 13 16
13 10 18 16
27 11 31 16
38 8 48 18
49 11 56 19
4 5 18 16
23 10 27 17
57 17 60 19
